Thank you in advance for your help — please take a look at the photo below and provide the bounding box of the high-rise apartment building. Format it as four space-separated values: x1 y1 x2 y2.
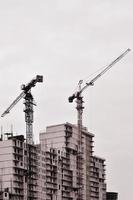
0 122 106 200
90 156 106 200
0 134 38 200
39 122 106 200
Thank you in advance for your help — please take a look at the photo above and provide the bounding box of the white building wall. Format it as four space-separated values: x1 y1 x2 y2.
0 140 14 193
40 130 66 149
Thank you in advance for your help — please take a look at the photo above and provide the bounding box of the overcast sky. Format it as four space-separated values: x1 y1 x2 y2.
0 0 132 199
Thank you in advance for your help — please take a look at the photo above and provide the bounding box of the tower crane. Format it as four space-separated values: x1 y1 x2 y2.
1 75 43 144
68 48 131 200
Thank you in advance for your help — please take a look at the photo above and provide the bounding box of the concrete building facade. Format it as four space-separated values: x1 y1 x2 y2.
90 156 106 200
0 134 38 200
38 122 106 200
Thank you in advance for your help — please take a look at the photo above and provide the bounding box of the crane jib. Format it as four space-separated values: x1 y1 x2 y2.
1 75 43 118
68 48 131 100
80 48 131 94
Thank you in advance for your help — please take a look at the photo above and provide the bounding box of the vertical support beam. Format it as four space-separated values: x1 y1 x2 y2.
24 92 34 145
24 92 34 200
76 81 84 200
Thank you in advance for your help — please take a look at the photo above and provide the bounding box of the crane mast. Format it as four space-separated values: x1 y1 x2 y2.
1 75 43 144
68 48 131 200
24 91 34 145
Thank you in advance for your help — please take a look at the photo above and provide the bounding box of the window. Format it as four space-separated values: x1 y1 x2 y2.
20 142 23 148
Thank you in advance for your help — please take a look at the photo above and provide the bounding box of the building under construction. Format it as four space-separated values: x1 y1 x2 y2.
0 48 129 199
38 122 106 200
0 123 115 200
0 75 42 199
0 134 38 200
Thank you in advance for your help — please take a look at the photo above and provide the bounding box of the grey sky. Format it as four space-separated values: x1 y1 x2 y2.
0 0 132 199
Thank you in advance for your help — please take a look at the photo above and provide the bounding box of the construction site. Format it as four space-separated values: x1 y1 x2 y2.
0 49 130 200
